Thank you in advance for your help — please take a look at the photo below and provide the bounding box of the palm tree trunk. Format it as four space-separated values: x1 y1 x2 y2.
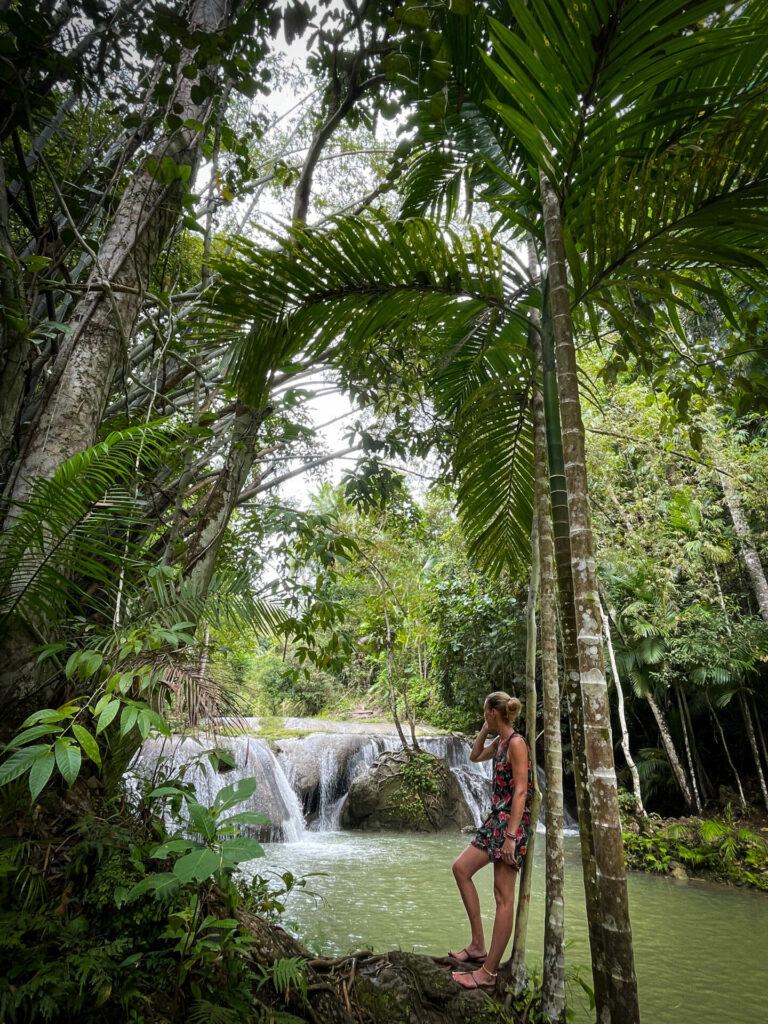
645 692 694 808
738 691 768 813
675 684 703 814
7 0 234 505
539 274 606 1011
602 611 646 817
539 170 639 1024
509 511 542 993
531 333 567 1020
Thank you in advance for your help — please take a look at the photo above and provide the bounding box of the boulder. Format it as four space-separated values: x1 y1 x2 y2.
340 750 474 831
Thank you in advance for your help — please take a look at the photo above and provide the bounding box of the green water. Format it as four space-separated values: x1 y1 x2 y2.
252 831 768 1024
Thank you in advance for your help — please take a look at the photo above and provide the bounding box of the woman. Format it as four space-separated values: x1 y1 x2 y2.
449 690 534 991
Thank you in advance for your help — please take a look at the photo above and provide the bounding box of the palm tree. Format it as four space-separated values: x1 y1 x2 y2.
205 5 768 1017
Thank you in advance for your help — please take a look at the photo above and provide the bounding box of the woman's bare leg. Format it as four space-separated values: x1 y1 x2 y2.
451 845 491 957
485 860 518 973
453 860 518 989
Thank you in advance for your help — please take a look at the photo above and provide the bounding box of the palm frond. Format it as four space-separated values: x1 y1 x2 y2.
205 213 532 405
0 424 184 628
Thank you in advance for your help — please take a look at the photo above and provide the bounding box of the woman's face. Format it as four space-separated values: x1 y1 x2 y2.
484 702 501 734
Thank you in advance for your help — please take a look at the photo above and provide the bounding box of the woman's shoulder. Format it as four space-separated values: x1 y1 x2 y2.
508 730 529 750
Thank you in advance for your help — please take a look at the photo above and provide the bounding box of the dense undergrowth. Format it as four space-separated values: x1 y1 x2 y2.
0 759 311 1024
619 792 768 891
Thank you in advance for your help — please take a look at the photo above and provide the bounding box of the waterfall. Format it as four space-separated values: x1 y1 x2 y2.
418 736 492 826
132 721 578 840
129 733 305 842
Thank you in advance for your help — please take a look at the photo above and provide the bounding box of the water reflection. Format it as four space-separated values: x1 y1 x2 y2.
250 832 768 1024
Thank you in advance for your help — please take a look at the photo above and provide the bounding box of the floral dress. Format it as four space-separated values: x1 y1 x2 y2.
471 730 534 869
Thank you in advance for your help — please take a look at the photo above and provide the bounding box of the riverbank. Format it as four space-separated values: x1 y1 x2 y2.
621 809 768 891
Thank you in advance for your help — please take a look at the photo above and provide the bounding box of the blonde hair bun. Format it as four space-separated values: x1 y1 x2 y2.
507 696 522 722
485 690 521 723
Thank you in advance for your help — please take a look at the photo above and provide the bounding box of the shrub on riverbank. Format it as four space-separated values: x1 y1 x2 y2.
0 773 315 1023
621 801 768 891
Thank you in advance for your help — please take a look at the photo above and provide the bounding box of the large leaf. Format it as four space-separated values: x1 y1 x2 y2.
172 848 221 883
212 777 258 814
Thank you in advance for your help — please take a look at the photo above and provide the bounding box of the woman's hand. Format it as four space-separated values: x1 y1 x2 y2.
500 834 518 868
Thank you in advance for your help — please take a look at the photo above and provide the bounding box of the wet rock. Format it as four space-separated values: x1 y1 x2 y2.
340 750 474 831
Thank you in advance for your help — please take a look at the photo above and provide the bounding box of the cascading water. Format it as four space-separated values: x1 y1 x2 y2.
132 721 577 840
130 733 305 841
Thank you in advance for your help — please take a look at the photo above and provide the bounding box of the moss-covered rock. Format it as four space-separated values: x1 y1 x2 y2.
340 750 474 831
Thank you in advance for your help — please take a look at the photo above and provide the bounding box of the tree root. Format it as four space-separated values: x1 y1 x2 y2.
236 907 526 1023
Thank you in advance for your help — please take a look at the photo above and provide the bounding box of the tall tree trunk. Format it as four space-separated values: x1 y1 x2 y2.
539 274 606 1011
532 333 566 1020
0 147 28 480
675 684 702 814
184 402 270 594
539 170 639 1024
707 695 746 811
718 467 768 623
602 611 646 817
7 0 234 506
738 691 768 813
645 692 693 808
379 585 409 751
679 684 712 802
753 697 768 777
508 512 542 994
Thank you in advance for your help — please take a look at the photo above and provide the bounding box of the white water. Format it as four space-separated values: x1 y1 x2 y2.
132 720 577 839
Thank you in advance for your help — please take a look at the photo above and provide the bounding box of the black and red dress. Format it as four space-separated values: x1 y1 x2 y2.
470 730 534 869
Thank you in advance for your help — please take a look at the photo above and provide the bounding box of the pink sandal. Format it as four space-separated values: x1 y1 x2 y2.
448 947 487 964
451 965 497 991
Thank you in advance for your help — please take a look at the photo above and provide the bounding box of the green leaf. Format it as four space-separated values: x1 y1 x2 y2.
212 777 257 814
95 700 120 734
72 723 101 768
220 810 270 827
0 745 51 787
186 799 217 842
120 704 139 737
151 838 196 859
221 836 264 864
54 738 82 786
172 848 221 883
29 751 55 800
5 724 63 749
125 873 180 902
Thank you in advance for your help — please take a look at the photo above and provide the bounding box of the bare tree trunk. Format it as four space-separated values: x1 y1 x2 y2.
718 468 768 623
540 170 638 1024
753 697 768 776
738 691 768 813
509 512 542 994
707 695 746 811
646 692 694 808
539 273 606 1011
379 585 409 751
679 683 713 802
184 402 269 595
675 684 702 814
602 611 645 817
532 337 566 1020
8 0 234 505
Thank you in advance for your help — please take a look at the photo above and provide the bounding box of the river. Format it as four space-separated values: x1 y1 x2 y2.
253 830 768 1024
